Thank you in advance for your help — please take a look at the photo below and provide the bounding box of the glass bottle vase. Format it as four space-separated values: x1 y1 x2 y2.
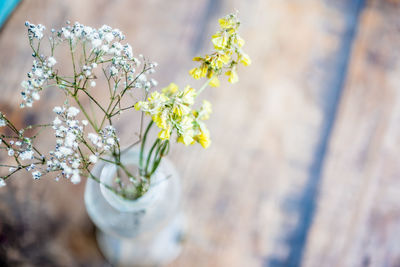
84 149 184 267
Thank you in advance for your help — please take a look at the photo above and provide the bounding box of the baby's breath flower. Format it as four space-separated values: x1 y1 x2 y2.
0 178 6 187
47 57 57 67
25 21 45 40
67 106 80 117
19 150 34 161
32 171 42 180
7 149 14 157
0 118 5 127
89 154 98 164
110 66 118 76
71 169 81 184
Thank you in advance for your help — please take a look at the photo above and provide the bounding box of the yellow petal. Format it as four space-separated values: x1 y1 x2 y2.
212 34 227 50
195 130 211 149
236 36 245 47
209 76 220 88
189 68 202 80
162 83 179 95
225 69 239 83
240 53 252 66
158 128 170 140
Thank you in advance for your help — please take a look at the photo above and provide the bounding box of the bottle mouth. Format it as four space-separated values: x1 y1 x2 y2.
99 149 168 212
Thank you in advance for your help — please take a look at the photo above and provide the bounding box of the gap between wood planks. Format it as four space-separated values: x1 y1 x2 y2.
266 1 367 266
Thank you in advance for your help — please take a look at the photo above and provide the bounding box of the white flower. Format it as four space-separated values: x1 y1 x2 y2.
110 66 118 76
64 132 76 147
19 150 34 160
90 81 96 87
7 149 14 157
104 32 114 42
82 120 88 126
25 22 45 39
63 29 71 39
59 146 73 156
71 170 81 184
53 106 64 114
106 137 115 146
0 178 6 187
67 106 80 117
89 154 98 164
101 45 109 53
88 133 100 145
0 118 5 127
53 117 62 125
47 57 57 67
91 39 102 48
34 68 43 77
71 160 80 169
32 92 40 100
32 171 42 180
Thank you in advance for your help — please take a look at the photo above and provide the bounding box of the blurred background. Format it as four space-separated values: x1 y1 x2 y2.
0 0 400 266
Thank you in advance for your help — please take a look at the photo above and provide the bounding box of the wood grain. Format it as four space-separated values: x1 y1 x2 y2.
0 0 398 266
303 1 400 266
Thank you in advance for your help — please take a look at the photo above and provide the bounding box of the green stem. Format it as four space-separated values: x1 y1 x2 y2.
197 77 212 95
139 120 153 176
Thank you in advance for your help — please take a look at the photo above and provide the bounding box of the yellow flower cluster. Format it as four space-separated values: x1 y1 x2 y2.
189 13 251 86
135 83 212 148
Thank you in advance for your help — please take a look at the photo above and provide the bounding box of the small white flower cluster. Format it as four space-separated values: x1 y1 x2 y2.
21 58 56 108
88 125 119 153
0 112 6 127
25 21 45 40
3 138 35 162
48 106 85 184
59 23 125 45
20 21 158 109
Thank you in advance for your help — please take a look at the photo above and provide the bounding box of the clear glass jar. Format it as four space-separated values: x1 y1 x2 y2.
84 149 184 267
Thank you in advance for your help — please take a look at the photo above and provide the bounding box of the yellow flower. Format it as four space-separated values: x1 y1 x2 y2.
172 99 191 116
158 128 171 140
177 116 195 145
152 110 169 129
195 128 211 149
239 53 251 66
212 33 228 50
134 101 147 111
236 36 245 48
199 100 212 120
148 91 169 105
162 83 178 96
189 67 202 80
225 69 238 83
209 76 220 87
181 86 196 105
211 53 231 69
218 17 235 29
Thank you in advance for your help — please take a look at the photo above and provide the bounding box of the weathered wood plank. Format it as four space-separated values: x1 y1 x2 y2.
303 1 400 266
171 1 366 266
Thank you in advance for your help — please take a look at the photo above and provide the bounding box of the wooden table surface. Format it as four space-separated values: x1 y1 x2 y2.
0 0 399 266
